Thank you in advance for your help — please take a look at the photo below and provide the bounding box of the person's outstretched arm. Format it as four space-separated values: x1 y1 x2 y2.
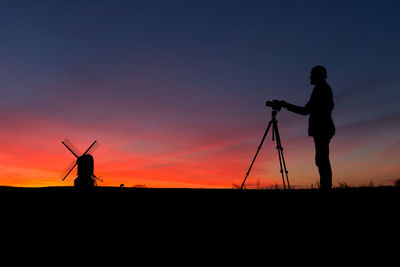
280 101 310 116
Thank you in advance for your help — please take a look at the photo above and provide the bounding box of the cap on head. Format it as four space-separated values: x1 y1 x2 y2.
311 65 327 80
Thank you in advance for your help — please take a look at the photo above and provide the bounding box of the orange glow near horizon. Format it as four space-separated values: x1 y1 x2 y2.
1 110 399 189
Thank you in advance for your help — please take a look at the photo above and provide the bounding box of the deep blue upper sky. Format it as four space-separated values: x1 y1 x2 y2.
1 1 399 112
0 0 399 187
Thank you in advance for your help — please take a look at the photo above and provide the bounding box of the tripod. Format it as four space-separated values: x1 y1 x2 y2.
240 109 290 190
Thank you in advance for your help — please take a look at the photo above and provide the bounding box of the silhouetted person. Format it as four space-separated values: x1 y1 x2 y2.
280 65 335 189
74 154 96 191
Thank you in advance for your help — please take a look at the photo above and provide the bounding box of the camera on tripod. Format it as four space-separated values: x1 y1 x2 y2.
266 100 284 111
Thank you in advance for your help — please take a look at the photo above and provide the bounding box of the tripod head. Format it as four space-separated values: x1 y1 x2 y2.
266 100 284 112
271 109 278 118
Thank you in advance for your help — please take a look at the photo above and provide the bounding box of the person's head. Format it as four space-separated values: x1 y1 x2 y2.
310 65 327 85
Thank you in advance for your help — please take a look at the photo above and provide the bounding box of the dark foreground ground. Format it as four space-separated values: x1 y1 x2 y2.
1 185 399 211
2 184 399 198
2 186 399 232
1 186 399 256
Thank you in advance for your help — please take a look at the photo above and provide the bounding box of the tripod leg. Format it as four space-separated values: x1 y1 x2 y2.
273 123 286 189
279 149 290 189
240 121 273 189
273 122 290 189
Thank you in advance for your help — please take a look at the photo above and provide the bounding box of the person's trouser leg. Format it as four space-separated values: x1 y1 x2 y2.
313 136 332 189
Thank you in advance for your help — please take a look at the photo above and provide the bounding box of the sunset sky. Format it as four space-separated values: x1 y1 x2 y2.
1 0 399 188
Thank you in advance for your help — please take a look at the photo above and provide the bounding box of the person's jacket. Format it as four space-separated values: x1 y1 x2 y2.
286 82 335 138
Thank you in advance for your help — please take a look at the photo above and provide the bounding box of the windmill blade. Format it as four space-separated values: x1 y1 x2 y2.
83 140 99 156
61 160 78 181
62 138 82 158
60 139 99 182
93 175 103 182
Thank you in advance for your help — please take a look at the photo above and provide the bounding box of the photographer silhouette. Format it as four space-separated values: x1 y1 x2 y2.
280 65 335 190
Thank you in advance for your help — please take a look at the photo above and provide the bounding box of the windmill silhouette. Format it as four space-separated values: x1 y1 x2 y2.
61 138 102 190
